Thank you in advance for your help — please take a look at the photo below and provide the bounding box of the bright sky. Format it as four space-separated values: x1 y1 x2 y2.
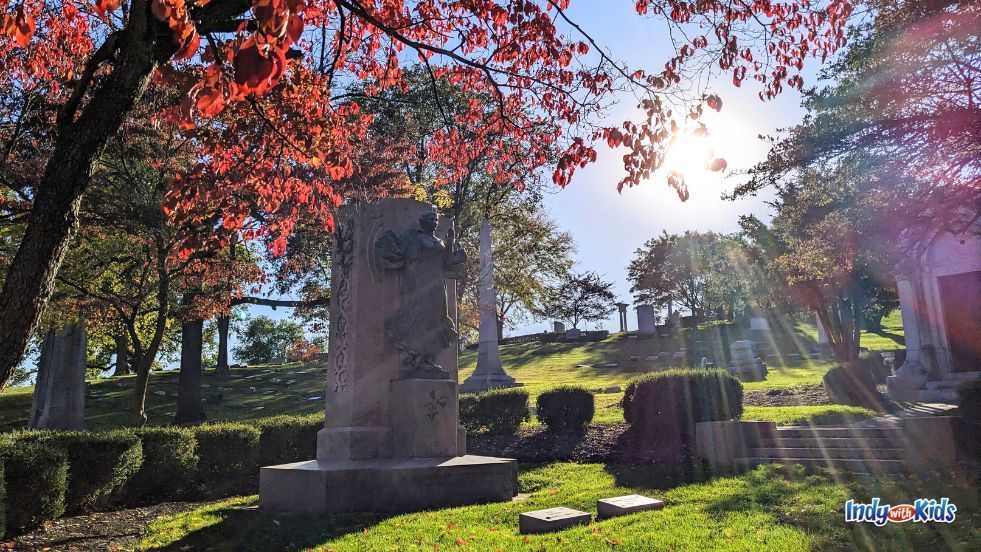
508 1 818 335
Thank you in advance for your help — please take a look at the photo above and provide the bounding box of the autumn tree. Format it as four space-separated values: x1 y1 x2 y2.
0 0 856 390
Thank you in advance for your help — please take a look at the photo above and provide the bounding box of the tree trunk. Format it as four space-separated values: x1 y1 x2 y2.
174 318 207 425
0 3 171 391
112 333 130 377
132 356 153 426
216 315 230 372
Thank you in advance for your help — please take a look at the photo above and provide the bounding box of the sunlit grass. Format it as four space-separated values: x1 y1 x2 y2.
742 405 876 426
136 463 978 551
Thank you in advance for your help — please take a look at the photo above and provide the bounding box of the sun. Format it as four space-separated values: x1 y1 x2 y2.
662 131 715 178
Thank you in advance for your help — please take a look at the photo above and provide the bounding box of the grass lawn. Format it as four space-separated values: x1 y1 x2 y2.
0 310 904 433
137 463 979 551
741 405 876 426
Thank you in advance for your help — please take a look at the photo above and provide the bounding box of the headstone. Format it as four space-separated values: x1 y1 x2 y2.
636 305 656 336
603 386 621 393
461 217 520 393
597 494 664 519
564 328 583 341
727 340 767 381
671 351 688 368
519 507 591 534
259 199 517 515
552 321 566 333
749 317 770 331
28 323 87 430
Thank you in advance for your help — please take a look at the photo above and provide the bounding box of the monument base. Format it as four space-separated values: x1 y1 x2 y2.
259 455 517 514
459 374 523 393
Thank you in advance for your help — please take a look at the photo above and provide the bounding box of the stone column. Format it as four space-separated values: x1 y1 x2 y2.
461 217 518 393
815 312 828 344
616 302 629 332
28 322 87 430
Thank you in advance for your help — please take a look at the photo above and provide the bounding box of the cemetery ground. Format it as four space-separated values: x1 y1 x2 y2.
7 310 973 551
0 313 902 432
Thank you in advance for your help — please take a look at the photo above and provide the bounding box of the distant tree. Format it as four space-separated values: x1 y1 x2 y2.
233 316 307 366
543 272 615 330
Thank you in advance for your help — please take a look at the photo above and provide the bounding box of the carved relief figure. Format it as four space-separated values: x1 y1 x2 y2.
375 211 467 379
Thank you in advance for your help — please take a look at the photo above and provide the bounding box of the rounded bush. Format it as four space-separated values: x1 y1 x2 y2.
124 427 198 502
823 364 882 408
2 440 68 535
536 386 594 432
257 413 323 466
622 369 743 437
460 388 529 435
193 424 260 490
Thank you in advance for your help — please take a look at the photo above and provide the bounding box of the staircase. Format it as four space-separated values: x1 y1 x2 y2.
737 426 913 475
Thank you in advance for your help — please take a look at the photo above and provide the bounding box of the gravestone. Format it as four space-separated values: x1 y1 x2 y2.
552 321 566 333
636 305 656 336
460 217 520 393
28 322 87 430
749 317 770 331
260 199 517 514
519 507 591 534
597 494 665 519
727 340 767 381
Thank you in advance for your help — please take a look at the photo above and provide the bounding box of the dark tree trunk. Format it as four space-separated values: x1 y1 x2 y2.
0 3 173 391
174 318 207 425
112 333 130 377
132 356 154 426
216 315 230 372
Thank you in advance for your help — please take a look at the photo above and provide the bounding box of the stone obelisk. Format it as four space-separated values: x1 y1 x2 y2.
461 217 519 393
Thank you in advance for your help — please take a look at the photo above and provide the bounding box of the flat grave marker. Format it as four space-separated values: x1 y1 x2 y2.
519 507 591 534
597 494 664 519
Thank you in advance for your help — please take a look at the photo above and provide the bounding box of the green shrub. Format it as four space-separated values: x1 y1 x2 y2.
33 431 143 513
193 424 260 489
460 388 529 435
622 369 742 445
536 386 594 432
124 427 198 502
823 364 883 408
0 445 5 538
257 413 323 466
2 440 68 535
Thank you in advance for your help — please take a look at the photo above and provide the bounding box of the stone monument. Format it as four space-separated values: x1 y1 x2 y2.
615 302 629 332
552 321 566 333
636 305 656 336
260 200 517 514
28 322 87 430
461 217 520 392
727 340 767 381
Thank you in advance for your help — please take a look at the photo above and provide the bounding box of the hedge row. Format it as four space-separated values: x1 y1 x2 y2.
0 412 324 537
536 386 594 432
460 388 529 435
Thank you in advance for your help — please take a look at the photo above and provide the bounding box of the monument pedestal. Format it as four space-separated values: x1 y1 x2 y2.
259 455 517 514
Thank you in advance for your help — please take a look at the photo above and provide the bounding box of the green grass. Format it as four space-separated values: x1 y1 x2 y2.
860 310 906 352
742 405 876 426
0 311 904 433
137 463 979 551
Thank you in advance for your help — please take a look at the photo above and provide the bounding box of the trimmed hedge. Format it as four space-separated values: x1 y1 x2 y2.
622 369 743 429
257 413 323 466
460 387 529 435
30 431 144 513
124 427 198 502
2 440 68 535
194 424 260 490
823 364 882 408
536 386 594 432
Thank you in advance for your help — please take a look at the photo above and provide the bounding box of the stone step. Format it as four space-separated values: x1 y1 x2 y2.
775 427 902 439
914 390 958 404
942 371 980 382
924 380 965 391
751 447 908 461
761 437 902 450
736 457 911 474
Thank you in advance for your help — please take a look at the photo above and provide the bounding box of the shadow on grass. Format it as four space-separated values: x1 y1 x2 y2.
148 502 384 551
